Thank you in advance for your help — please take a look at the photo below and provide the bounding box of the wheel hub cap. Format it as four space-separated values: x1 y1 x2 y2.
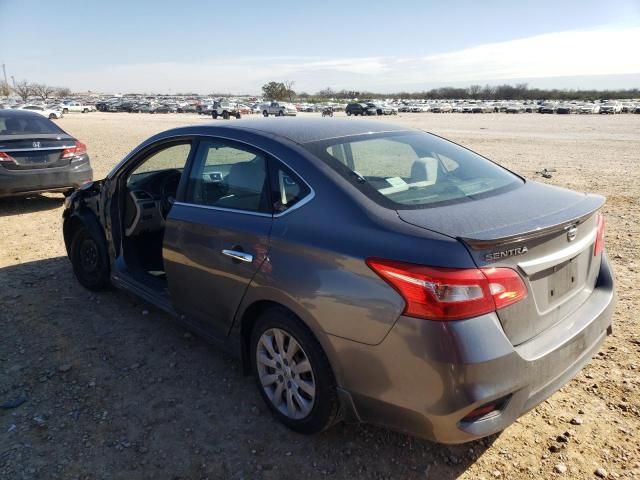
256 328 316 420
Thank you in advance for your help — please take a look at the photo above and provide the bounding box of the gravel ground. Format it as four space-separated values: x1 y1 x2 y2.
0 112 639 480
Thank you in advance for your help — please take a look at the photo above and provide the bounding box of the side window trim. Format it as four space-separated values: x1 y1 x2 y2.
173 134 315 218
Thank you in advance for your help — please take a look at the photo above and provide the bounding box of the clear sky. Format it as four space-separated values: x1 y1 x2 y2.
2 0 640 94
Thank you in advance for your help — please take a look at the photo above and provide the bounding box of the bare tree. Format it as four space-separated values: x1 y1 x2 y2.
0 81 10 97
284 80 296 102
13 79 32 101
31 83 56 101
56 87 72 98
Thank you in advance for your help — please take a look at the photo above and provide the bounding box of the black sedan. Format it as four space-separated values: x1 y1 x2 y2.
62 119 613 443
0 110 92 198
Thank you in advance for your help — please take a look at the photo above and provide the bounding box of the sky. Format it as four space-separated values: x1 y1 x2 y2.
1 0 640 94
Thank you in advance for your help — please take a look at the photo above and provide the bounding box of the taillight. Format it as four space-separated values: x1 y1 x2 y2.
366 258 527 321
61 140 87 159
594 212 605 257
0 152 15 163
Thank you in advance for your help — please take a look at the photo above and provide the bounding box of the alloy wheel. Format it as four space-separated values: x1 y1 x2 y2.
256 328 316 420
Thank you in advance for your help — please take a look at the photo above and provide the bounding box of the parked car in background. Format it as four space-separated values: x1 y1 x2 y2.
0 109 92 197
262 101 297 117
345 103 377 116
63 118 614 444
211 101 241 119
539 103 557 114
17 104 63 119
505 103 525 113
556 104 574 114
599 102 622 114
61 101 95 113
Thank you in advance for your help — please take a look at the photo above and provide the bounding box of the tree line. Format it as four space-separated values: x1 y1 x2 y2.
0 79 72 102
264 81 640 102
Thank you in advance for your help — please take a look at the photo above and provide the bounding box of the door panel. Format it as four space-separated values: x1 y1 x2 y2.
163 137 273 337
163 205 271 336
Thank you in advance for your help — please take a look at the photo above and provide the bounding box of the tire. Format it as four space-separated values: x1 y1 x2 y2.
278 110 284 117
212 111 218 119
49 114 56 119
70 225 110 291
346 111 351 116
250 307 339 434
236 112 241 119
63 108 69 114
83 108 88 113
223 111 230 120
263 110 269 117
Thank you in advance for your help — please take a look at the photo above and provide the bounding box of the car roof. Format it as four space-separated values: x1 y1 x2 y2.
195 118 414 144
0 109 50 118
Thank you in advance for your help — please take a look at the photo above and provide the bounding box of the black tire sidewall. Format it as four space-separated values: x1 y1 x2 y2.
70 226 110 291
250 308 339 434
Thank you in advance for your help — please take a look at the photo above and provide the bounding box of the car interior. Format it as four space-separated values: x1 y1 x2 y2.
120 141 278 286
122 143 191 284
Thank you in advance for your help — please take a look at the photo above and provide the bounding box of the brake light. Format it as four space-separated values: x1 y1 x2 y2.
594 212 605 257
0 152 15 163
61 141 87 159
367 258 527 321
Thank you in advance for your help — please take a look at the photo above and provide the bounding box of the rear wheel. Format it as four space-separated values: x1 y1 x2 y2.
212 111 218 119
278 110 285 117
70 225 110 291
223 111 230 120
251 308 339 434
63 108 69 114
346 111 352 116
49 113 56 119
263 110 269 117
236 112 241 119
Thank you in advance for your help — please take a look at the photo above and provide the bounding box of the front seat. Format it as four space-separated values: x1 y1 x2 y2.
218 160 267 211
410 157 438 183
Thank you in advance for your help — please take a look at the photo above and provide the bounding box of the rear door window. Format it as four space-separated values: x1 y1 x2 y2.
185 139 269 213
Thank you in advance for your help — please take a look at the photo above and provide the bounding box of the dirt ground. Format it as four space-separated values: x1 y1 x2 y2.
1 111 639 480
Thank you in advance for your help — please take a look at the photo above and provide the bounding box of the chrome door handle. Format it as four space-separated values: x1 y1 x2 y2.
222 249 253 263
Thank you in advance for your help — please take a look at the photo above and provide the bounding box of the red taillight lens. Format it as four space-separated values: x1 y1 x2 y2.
367 258 527 321
594 212 605 257
61 140 87 159
0 152 15 163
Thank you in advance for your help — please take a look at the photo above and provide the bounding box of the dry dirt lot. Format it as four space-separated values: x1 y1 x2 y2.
1 111 639 480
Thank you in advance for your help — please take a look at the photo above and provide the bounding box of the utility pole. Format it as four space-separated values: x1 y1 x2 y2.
1 64 8 87
11 76 16 88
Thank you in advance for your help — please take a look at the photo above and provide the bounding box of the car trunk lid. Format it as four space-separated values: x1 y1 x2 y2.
397 181 605 345
0 134 76 170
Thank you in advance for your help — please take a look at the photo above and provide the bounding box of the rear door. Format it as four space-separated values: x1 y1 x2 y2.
163 137 273 337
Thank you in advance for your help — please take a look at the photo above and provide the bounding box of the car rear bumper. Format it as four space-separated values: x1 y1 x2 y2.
331 252 615 443
0 160 92 198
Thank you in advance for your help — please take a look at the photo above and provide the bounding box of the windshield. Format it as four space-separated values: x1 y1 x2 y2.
304 131 522 208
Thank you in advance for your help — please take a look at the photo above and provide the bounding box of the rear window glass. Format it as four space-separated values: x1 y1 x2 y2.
0 114 65 135
304 131 522 209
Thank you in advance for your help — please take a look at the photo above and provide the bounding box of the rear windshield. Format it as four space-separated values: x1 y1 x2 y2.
304 131 522 209
0 114 65 135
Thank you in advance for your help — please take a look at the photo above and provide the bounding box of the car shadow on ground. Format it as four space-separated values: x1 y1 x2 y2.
0 257 498 479
0 194 65 217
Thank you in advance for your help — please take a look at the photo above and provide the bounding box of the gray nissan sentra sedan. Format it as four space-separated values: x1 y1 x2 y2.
62 118 615 443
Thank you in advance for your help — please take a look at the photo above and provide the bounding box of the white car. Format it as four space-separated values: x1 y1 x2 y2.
261 101 297 117
61 101 95 113
599 102 622 114
17 104 63 119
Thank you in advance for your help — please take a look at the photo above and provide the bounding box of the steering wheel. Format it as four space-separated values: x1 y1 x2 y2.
160 170 182 218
